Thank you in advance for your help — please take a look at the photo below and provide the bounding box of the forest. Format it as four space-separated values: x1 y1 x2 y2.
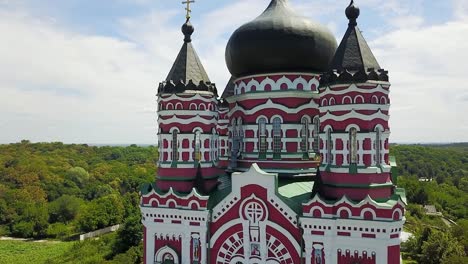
0 141 466 263
0 140 157 263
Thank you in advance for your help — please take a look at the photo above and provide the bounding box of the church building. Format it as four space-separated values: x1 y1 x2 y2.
140 0 406 263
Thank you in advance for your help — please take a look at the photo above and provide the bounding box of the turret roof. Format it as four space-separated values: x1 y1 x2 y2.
329 0 381 72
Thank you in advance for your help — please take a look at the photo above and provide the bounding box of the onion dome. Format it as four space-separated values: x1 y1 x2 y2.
225 0 337 77
158 18 217 95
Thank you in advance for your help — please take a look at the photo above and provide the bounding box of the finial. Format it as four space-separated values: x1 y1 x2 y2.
181 0 195 42
346 0 360 26
182 0 195 20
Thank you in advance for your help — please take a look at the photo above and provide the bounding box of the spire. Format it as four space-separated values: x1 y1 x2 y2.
159 2 217 95
329 0 381 73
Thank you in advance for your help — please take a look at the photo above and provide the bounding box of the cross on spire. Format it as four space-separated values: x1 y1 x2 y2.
182 0 195 20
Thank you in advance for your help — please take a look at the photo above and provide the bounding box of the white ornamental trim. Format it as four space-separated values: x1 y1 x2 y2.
320 104 390 113
158 92 215 102
320 109 389 122
320 84 389 97
303 194 405 213
234 75 320 95
159 110 218 117
229 98 318 116
159 115 218 125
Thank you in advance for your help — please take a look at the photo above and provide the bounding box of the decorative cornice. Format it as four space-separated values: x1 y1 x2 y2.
158 79 218 96
320 68 389 86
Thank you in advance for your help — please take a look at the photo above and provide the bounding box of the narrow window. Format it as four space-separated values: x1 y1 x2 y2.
172 130 178 163
327 128 333 163
313 116 320 153
375 127 382 166
238 118 244 154
273 117 282 159
194 131 201 163
301 117 309 153
350 128 358 164
258 118 267 158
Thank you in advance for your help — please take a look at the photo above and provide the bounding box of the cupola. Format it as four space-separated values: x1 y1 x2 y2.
225 0 337 77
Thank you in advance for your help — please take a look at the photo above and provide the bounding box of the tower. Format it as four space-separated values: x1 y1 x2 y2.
156 16 220 193
300 2 406 264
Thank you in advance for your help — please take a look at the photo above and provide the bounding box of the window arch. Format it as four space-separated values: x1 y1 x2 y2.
258 117 267 159
189 103 197 110
175 102 182 110
313 116 320 153
349 127 358 164
380 96 387 105
321 98 328 106
194 130 201 163
167 103 174 110
301 117 309 153
272 117 282 159
372 95 379 104
155 246 179 264
342 96 352 104
354 95 365 104
199 104 206 111
329 97 336 106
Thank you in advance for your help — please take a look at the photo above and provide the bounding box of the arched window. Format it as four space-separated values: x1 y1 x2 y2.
372 95 379 104
349 128 358 164
380 96 387 105
258 118 267 159
194 131 201 163
273 117 282 159
301 117 309 153
313 116 320 153
172 130 178 163
321 98 328 106
329 97 336 106
354 95 364 104
327 128 333 163
375 127 382 166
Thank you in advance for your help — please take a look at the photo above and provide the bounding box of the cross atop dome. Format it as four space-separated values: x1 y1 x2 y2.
182 0 195 20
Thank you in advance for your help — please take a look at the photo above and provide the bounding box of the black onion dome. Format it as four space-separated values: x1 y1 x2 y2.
225 0 337 77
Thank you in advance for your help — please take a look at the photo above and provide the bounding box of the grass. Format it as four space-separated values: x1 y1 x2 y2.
0 240 73 264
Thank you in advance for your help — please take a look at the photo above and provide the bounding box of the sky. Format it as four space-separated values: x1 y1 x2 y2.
0 0 467 144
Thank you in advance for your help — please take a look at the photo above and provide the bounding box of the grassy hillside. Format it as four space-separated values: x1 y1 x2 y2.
0 240 73 264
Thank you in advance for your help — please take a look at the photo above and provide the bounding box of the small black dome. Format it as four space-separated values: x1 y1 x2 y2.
225 0 337 77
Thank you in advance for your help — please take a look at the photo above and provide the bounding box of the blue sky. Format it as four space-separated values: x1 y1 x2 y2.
0 0 467 144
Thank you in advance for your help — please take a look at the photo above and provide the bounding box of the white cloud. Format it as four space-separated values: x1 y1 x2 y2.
0 0 466 144
371 19 468 142
0 10 163 143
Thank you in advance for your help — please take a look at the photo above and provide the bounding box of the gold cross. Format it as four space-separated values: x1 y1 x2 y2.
182 0 195 20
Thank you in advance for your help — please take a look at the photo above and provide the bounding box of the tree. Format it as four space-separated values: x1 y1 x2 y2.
49 195 83 223
65 167 90 188
421 230 465 264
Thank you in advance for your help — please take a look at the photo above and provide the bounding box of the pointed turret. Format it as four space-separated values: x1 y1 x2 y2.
330 1 380 72
156 16 221 193
158 18 217 95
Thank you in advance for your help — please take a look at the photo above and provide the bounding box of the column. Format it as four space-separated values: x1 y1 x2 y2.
146 230 155 264
182 233 190 262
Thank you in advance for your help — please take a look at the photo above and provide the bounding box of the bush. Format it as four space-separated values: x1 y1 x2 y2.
47 223 71 240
